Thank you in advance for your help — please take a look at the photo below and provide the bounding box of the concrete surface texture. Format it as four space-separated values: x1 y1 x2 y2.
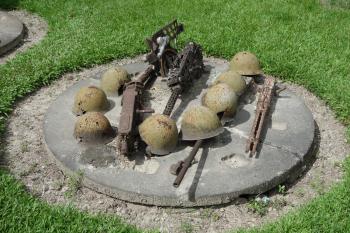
43 60 316 207
0 11 25 56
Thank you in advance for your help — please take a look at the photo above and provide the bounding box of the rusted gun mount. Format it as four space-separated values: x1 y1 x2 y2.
117 66 155 156
246 76 277 156
145 19 184 77
163 42 204 116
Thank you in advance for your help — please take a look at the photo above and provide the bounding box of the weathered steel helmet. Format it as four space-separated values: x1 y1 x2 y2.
213 70 247 95
202 83 238 117
72 86 109 116
181 105 224 141
229 51 262 76
139 114 178 155
100 67 130 96
74 112 115 143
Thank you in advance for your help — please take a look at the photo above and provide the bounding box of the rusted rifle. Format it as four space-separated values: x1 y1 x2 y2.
145 19 184 77
116 66 155 156
171 113 224 188
163 42 204 116
160 42 206 187
245 76 276 156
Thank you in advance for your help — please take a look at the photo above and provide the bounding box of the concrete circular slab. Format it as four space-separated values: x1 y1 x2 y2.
43 59 316 207
0 11 25 56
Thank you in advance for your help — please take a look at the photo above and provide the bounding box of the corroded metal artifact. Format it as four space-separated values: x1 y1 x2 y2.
100 67 130 96
180 105 223 141
139 114 178 155
202 83 238 118
116 66 156 156
213 70 247 95
163 42 204 116
74 112 115 144
229 51 262 76
72 86 109 116
145 19 184 77
246 76 276 156
171 106 224 187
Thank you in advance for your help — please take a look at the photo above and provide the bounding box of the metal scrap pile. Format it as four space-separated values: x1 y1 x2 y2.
70 20 283 187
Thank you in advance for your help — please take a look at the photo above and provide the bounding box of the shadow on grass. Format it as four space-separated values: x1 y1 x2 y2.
0 0 21 10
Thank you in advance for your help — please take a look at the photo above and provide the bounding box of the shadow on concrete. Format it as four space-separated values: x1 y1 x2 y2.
188 146 209 202
284 120 319 185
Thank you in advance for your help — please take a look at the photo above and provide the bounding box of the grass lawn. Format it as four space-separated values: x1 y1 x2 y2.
0 0 349 232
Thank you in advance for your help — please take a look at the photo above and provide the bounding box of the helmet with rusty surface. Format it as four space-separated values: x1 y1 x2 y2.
202 83 238 117
100 67 130 96
72 86 109 116
181 105 224 141
229 51 262 76
74 112 115 143
213 70 247 95
139 114 178 155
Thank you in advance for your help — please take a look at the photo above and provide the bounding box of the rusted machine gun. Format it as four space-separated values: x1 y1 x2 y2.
116 66 156 156
145 19 184 77
163 42 204 116
161 42 204 187
246 76 277 156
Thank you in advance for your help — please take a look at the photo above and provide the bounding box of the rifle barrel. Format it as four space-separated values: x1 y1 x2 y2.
246 76 275 155
173 139 203 187
163 88 181 116
136 65 154 84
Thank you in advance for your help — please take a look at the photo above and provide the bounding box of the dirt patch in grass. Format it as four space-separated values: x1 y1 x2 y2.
0 10 47 64
4 56 350 233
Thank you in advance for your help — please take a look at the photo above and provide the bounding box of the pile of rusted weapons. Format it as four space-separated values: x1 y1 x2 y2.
72 20 284 188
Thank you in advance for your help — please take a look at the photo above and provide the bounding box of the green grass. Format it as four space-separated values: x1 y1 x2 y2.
0 170 141 233
237 159 350 233
322 0 350 9
0 0 349 232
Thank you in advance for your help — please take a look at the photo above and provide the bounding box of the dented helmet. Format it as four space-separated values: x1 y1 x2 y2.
213 70 246 95
202 83 238 117
139 114 178 155
74 112 115 144
100 67 130 96
181 105 224 141
229 51 262 76
72 86 109 116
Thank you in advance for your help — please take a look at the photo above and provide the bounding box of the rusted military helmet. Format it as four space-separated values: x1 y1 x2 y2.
213 70 247 95
139 114 178 155
72 86 109 116
229 51 262 76
100 67 130 96
181 105 224 141
74 112 115 144
202 83 238 117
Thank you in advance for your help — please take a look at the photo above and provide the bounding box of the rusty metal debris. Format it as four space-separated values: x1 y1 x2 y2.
116 66 156 156
171 139 203 187
163 42 204 116
145 19 184 77
116 20 185 157
245 76 276 156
